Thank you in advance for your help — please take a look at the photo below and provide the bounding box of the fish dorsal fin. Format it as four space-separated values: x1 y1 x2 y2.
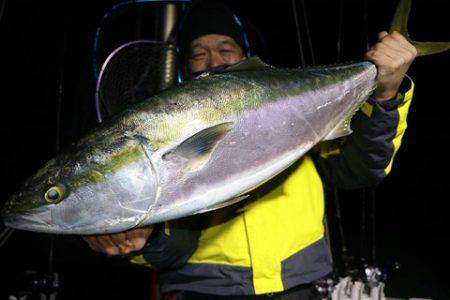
223 56 273 72
163 122 233 171
194 194 250 215
192 57 272 79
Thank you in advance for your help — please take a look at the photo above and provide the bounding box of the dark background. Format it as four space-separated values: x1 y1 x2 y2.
0 0 449 299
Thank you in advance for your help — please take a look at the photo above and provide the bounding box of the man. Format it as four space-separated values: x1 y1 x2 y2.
84 1 416 299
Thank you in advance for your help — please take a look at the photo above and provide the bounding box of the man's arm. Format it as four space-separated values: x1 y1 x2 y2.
312 31 416 189
129 219 201 269
84 218 200 269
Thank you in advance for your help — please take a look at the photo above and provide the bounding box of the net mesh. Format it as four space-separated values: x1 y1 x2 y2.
95 40 177 121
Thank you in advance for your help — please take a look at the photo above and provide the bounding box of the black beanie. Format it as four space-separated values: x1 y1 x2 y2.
177 1 248 60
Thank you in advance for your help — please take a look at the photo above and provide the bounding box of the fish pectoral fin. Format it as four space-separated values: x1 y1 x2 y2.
223 56 274 72
194 194 250 215
163 122 233 172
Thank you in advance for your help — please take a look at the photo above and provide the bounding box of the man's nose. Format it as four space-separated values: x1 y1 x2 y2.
209 51 225 68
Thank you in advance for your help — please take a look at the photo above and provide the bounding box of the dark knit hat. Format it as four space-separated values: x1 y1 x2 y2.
177 1 248 60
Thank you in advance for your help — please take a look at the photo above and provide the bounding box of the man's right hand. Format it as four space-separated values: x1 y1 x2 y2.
83 226 154 256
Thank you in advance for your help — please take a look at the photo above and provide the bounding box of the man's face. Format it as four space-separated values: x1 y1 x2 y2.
187 34 245 74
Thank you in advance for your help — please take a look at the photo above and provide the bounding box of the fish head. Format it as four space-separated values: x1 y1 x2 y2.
2 135 158 235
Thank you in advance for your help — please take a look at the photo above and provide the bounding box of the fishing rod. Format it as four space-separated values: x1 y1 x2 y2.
336 0 344 62
0 227 14 248
290 0 315 67
43 29 67 300
3 9 65 299
0 0 6 24
329 1 401 296
0 0 13 251
291 0 306 68
288 0 388 295
289 2 340 298
299 0 314 65
360 0 379 270
18 19 66 300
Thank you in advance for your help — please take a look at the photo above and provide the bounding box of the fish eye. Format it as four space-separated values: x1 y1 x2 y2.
44 185 65 204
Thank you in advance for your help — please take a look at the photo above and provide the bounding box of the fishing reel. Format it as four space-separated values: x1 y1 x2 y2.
314 271 386 300
315 276 336 299
315 261 403 300
7 270 59 300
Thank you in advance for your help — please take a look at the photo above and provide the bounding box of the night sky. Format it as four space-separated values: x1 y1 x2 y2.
1 0 449 299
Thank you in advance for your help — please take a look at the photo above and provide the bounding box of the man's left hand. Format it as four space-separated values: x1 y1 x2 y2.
83 226 154 256
365 31 417 101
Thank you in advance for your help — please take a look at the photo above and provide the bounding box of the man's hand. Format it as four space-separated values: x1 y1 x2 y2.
83 226 154 256
365 31 417 101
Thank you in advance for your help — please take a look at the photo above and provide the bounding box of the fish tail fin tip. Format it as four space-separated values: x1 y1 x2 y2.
390 0 450 56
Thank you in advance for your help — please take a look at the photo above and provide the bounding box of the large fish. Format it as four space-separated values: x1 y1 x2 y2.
1 0 449 234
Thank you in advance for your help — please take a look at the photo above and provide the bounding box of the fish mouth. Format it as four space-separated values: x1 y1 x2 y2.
2 208 55 234
2 209 146 235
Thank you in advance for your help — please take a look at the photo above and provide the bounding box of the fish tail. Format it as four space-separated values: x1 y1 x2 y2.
390 0 450 56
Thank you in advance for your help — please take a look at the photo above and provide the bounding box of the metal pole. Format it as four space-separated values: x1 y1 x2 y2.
160 3 178 90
